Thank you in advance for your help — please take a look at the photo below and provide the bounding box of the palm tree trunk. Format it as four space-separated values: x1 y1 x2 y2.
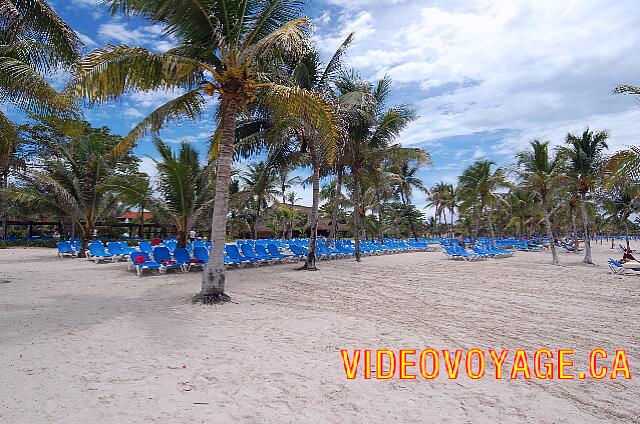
138 204 144 239
352 167 362 262
201 96 237 302
570 204 577 240
378 199 384 242
579 193 593 264
0 172 7 240
301 141 320 271
79 224 91 259
482 204 496 239
450 208 455 239
253 204 260 240
542 193 559 266
330 167 343 244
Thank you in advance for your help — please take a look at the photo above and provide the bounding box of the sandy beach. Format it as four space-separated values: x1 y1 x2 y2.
1 243 639 423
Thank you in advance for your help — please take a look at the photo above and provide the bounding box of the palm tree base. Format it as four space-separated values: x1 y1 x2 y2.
192 292 232 304
297 263 319 271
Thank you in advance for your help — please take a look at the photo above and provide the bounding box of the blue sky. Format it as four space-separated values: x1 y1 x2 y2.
12 0 640 209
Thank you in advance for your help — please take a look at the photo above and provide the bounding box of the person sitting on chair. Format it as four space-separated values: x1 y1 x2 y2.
621 249 637 264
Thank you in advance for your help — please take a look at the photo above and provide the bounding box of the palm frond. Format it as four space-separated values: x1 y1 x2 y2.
241 17 309 65
112 88 207 156
69 45 206 103
0 57 76 116
13 0 82 66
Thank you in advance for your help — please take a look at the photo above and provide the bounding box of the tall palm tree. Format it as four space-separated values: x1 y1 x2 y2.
601 185 639 250
457 160 509 239
442 183 457 238
2 134 136 256
559 128 609 264
336 73 416 260
1 0 82 238
516 140 565 265
427 181 449 234
389 150 430 206
70 0 338 302
149 139 215 247
238 161 279 239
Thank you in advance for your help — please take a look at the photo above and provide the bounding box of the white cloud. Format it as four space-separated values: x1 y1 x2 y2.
97 21 175 52
75 31 97 48
317 0 640 154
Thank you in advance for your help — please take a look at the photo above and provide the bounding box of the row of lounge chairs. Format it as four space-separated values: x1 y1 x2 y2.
441 241 514 261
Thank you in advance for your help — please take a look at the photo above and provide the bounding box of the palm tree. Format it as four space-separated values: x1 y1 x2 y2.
336 73 416 260
1 0 82 238
516 140 565 265
238 161 279 239
427 182 449 234
2 134 136 256
149 139 215 247
559 128 609 264
70 0 338 302
601 185 639 250
457 160 509 239
442 184 457 238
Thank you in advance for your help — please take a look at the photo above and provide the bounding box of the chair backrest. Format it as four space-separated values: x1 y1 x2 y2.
225 244 244 260
266 244 281 256
240 244 258 258
255 245 270 257
609 258 623 267
57 241 73 252
139 241 152 253
88 242 107 255
173 247 191 263
193 246 209 261
107 242 123 255
164 240 178 252
153 246 172 262
289 244 307 255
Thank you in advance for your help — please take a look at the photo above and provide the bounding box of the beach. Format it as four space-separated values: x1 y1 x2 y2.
1 243 639 423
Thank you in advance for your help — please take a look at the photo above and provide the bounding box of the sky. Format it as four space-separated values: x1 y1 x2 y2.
11 0 640 210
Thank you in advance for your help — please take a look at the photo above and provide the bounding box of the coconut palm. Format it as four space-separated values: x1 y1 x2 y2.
336 73 416 260
0 0 82 238
2 133 136 256
516 140 566 265
70 0 339 302
457 160 509 239
601 186 640 250
148 139 215 247
237 161 279 239
559 128 609 264
0 0 81 155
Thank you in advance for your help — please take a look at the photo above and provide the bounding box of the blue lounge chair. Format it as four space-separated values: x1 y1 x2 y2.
129 252 163 276
87 242 116 263
240 243 271 263
266 243 295 261
119 241 137 255
608 258 640 275
139 241 153 254
57 241 77 258
226 244 260 264
106 241 128 259
153 246 183 273
255 244 284 262
173 247 193 272
288 243 308 260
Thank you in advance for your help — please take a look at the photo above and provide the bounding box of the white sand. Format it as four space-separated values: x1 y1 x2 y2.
1 242 639 423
